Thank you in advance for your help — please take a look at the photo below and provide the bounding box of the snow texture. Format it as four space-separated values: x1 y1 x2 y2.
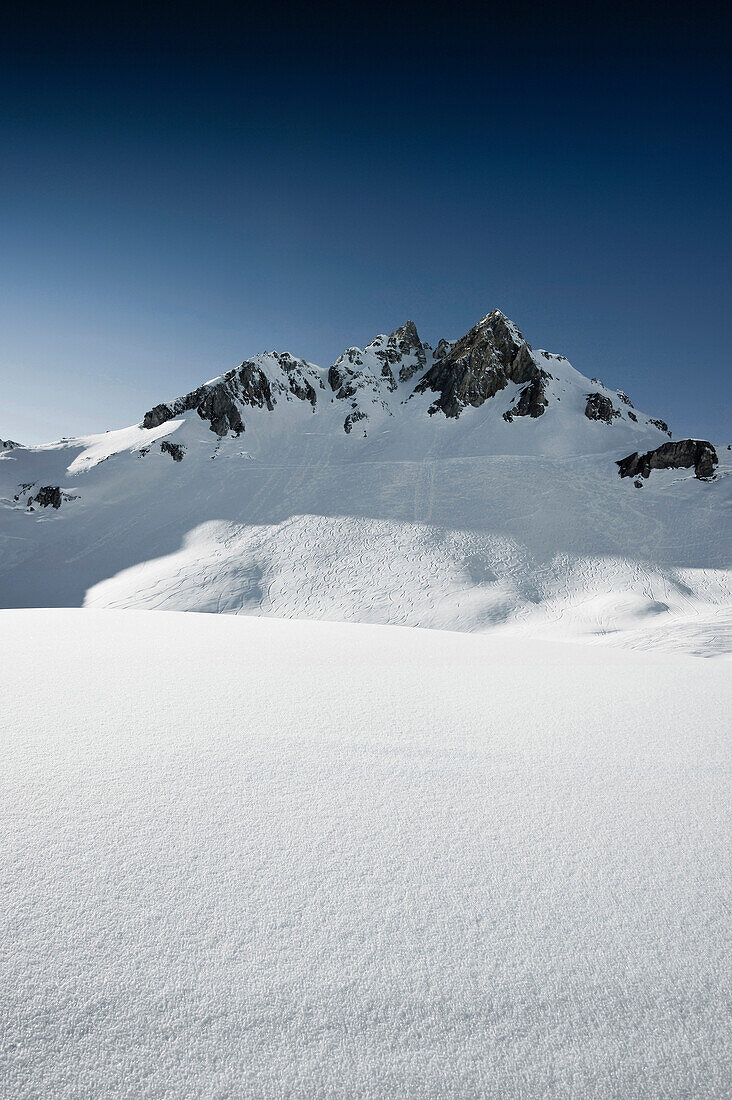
1 609 730 1098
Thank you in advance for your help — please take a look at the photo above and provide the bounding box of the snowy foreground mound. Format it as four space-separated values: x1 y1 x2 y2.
2 609 729 1098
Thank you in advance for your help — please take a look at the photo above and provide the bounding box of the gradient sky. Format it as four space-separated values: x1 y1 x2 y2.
1 2 730 443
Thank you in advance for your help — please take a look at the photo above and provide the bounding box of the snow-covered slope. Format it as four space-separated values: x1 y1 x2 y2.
1 311 729 654
1 609 729 1098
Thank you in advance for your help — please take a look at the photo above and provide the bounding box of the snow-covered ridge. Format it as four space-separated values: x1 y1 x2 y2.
133 308 676 445
0 309 727 656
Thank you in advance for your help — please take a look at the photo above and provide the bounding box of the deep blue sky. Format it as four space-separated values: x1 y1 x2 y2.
1 1 730 443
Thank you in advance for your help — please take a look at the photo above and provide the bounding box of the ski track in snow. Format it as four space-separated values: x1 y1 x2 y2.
79 487 730 657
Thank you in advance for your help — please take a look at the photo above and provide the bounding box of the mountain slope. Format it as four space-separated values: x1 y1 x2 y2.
1 311 729 654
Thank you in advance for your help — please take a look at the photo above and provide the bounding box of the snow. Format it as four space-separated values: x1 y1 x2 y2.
1 608 729 1097
1 432 729 655
0 317 729 657
65 420 184 475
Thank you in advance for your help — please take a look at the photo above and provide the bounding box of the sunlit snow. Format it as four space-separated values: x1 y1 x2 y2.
1 609 729 1097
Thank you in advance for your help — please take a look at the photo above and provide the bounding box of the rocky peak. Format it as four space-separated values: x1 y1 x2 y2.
413 309 546 419
1 439 21 450
328 321 436 433
132 310 688 456
142 351 321 438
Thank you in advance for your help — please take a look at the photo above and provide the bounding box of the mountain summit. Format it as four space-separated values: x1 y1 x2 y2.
0 310 727 655
132 309 681 451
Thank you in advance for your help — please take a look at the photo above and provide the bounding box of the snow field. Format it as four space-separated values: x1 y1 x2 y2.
1 609 729 1097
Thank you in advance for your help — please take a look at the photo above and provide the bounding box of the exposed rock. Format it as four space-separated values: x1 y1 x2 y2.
142 355 312 438
627 411 638 422
432 338 453 362
617 390 633 406
197 386 246 436
30 486 78 509
414 310 546 418
279 353 318 406
585 392 620 423
617 439 718 481
634 479 643 488
649 418 672 437
160 441 186 462
329 361 363 400
344 409 368 435
503 376 549 422
389 321 427 383
1 439 21 450
330 322 430 401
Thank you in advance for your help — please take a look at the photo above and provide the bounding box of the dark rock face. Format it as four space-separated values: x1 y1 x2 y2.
328 362 360 400
143 359 285 437
585 392 620 423
329 322 429 400
617 439 718 481
344 409 368 434
649 418 672 437
432 338 453 362
617 390 633 406
385 321 427 383
143 402 182 430
160 441 186 462
503 376 549 422
197 386 246 436
1 439 21 450
277 352 318 406
414 310 546 419
627 411 638 422
31 486 63 509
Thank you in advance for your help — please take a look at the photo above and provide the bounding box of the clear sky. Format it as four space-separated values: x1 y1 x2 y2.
1 1 730 444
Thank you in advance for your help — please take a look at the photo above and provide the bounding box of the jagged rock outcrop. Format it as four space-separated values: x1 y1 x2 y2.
143 361 273 436
617 440 718 481
128 309 692 452
196 386 247 436
375 321 427 383
585 392 620 423
329 321 432 403
327 322 441 434
432 338 453 362
414 310 547 418
143 353 318 438
344 409 368 434
503 376 549 422
160 441 186 462
279 353 318 406
29 486 78 509
329 357 363 400
1 439 21 450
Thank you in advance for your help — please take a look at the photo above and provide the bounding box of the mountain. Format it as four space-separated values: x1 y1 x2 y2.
1 310 729 654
